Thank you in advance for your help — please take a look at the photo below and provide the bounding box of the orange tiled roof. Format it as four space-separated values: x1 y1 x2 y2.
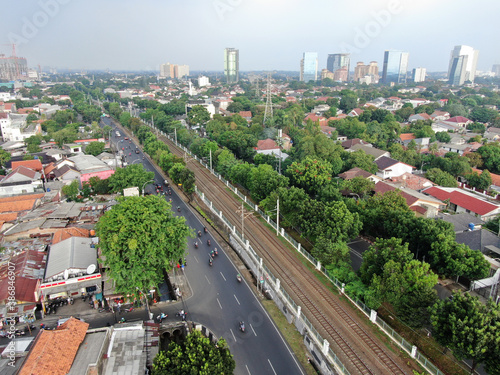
0 212 19 222
44 163 56 175
0 199 37 214
52 228 91 245
0 193 44 204
256 139 278 151
12 159 43 172
399 133 416 141
20 318 89 375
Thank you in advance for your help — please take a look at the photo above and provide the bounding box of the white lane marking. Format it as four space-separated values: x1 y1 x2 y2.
245 365 251 375
217 298 222 309
268 359 277 375
194 255 199 263
230 328 236 342
220 272 226 281
250 323 257 336
205 275 211 285
234 295 240 305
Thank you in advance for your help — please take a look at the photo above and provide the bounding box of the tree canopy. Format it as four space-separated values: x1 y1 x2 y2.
107 164 155 194
96 195 191 297
152 330 235 375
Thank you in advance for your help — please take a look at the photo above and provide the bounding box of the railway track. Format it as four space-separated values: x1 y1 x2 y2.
161 135 410 375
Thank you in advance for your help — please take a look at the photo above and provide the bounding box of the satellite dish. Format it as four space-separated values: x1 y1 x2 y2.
86 264 96 275
64 269 69 280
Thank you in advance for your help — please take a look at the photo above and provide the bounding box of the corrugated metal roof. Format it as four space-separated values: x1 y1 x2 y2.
45 237 97 279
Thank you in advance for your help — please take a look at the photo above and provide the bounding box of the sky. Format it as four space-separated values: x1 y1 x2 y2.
2 0 499 73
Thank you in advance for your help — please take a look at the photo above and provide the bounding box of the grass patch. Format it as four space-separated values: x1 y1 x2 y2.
261 300 318 375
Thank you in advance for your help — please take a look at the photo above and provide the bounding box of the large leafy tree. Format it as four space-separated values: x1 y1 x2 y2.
152 330 235 375
96 196 191 297
84 141 105 156
286 157 333 196
341 150 377 174
217 131 257 161
107 164 155 194
187 105 211 126
248 163 289 202
476 143 500 174
360 237 414 285
430 293 500 374
425 168 457 187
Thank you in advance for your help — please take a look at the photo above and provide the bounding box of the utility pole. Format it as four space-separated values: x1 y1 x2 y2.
276 129 283 175
263 73 273 127
209 148 213 172
236 202 253 240
276 198 279 236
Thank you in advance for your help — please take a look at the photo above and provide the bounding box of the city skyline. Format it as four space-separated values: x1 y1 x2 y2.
2 0 499 73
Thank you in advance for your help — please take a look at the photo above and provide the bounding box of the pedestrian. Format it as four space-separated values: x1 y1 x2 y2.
117 302 121 313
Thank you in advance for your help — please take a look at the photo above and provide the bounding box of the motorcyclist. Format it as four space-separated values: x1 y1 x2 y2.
207 239 211 246
204 227 207 233
239 321 245 332
194 241 198 248
198 231 202 237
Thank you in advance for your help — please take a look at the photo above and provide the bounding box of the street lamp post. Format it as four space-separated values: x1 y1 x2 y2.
141 179 154 196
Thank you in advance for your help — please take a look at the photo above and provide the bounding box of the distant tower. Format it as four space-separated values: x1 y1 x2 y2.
224 48 239 83
263 73 273 127
382 50 409 85
448 45 479 85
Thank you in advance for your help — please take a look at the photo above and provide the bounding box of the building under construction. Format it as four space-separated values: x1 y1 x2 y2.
0 54 28 81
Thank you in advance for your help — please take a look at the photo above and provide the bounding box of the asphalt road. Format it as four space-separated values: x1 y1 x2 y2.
103 118 305 375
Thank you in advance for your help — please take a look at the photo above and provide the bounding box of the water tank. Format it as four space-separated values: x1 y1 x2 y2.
468 223 475 231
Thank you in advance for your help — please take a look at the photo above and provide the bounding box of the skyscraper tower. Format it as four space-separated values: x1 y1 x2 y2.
300 52 318 82
381 50 409 85
224 48 239 84
326 53 350 81
448 45 479 86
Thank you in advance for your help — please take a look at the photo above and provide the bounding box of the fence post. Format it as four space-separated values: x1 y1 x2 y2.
370 310 377 323
298 243 301 252
341 283 345 294
411 345 417 358
316 260 321 271
275 278 280 292
296 306 301 320
322 339 330 356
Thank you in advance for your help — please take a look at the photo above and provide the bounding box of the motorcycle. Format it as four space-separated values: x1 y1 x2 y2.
237 274 242 283
198 231 202 237
204 227 208 233
118 317 126 324
239 321 245 333
157 312 168 323
209 257 213 266
194 241 198 249
176 310 187 321
213 248 218 256
177 206 181 212
207 239 211 246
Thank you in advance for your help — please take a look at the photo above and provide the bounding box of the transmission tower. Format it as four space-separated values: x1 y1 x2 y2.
263 73 273 127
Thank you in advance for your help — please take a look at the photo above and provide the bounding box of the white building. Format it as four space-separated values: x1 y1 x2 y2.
198 76 210 87
412 67 426 83
0 113 41 142
448 45 479 85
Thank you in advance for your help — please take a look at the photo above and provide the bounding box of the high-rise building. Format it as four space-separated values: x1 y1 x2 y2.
382 50 409 85
326 53 350 82
159 63 189 79
412 67 426 83
354 61 379 83
448 45 479 85
493 64 500 77
224 48 239 84
176 65 189 78
0 55 28 81
300 52 318 82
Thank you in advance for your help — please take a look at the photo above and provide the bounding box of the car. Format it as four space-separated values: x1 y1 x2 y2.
124 137 129 140
156 184 162 189
135 149 140 154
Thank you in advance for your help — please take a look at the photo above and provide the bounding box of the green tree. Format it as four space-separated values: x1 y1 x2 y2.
311 236 350 267
465 170 492 190
425 168 458 187
435 131 451 143
53 128 78 147
169 164 196 194
430 293 500 374
187 105 211 126
84 141 105 156
152 330 235 375
249 164 289 202
88 176 111 195
96 195 191 298
343 176 375 198
286 157 334 196
477 143 500 174
218 131 257 161
470 107 498 123
107 164 155 194
360 237 413 285
62 180 80 201
341 150 377 174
